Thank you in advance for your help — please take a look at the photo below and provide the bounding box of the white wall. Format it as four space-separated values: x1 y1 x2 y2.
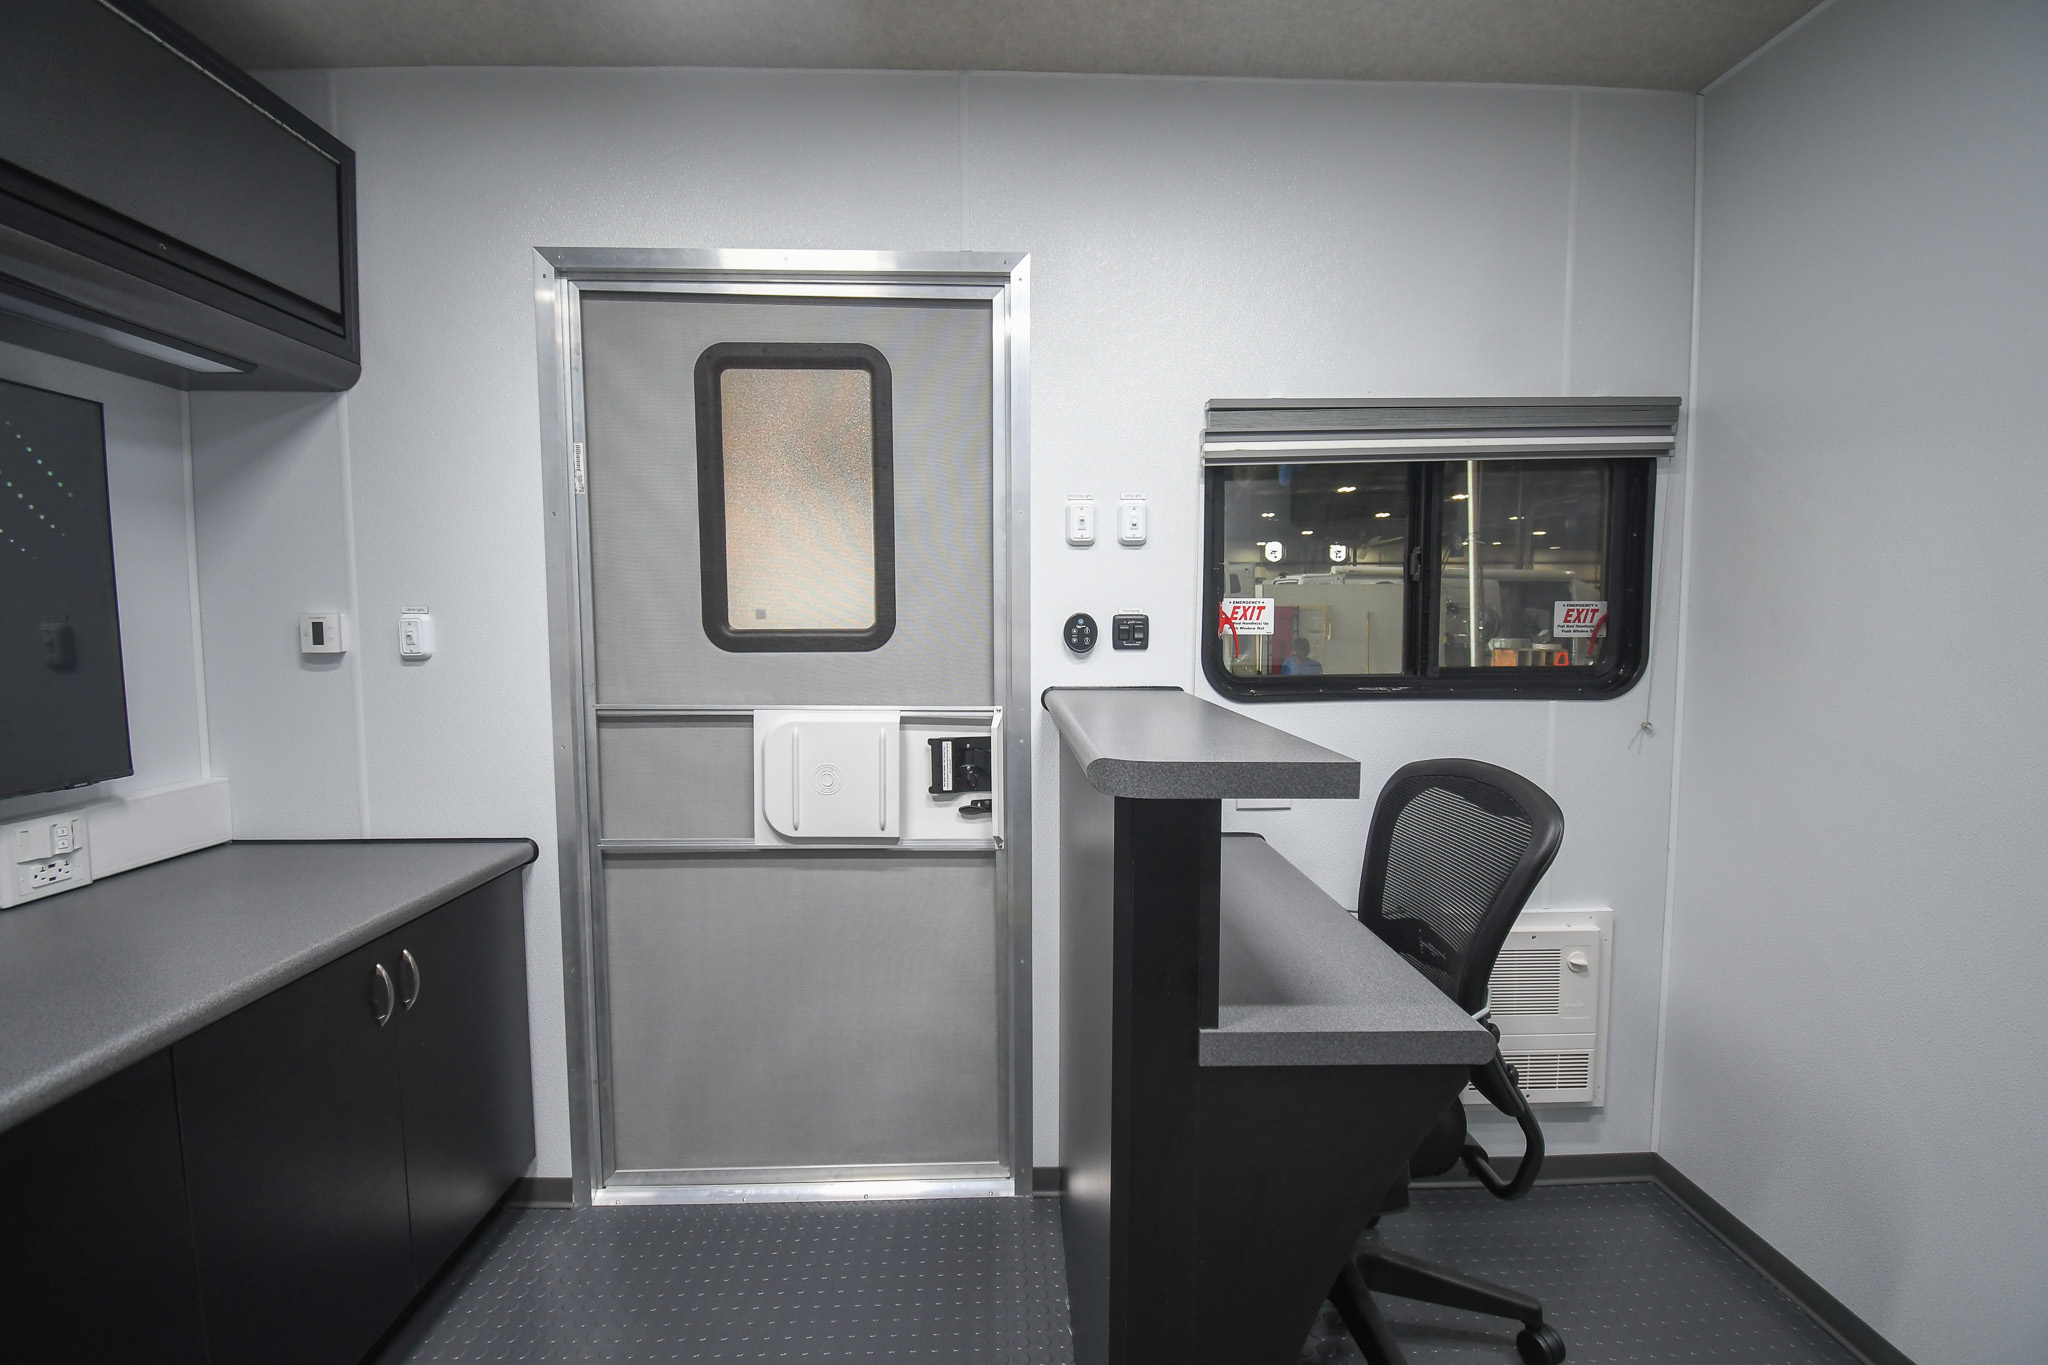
1666 2 2048 1360
0 342 209 825
207 67 1699 1178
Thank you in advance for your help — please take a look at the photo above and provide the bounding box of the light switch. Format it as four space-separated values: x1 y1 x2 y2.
1066 500 1096 546
399 609 435 661
1118 499 1148 545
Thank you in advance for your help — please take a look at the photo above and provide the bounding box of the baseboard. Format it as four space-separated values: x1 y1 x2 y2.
1409 1150 1655 1187
1649 1156 1915 1365
1031 1166 1064 1195
508 1176 574 1208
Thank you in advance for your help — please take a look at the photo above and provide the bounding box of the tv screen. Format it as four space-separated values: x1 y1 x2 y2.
1 377 131 800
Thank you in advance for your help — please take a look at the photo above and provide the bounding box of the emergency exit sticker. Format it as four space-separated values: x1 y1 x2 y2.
1219 598 1275 636
1554 601 1609 638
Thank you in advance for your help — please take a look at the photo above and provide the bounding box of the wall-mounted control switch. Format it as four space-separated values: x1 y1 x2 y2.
1112 614 1150 649
398 609 435 661
1066 500 1096 546
928 736 994 795
300 613 346 655
1118 498 1148 545
1064 613 1099 653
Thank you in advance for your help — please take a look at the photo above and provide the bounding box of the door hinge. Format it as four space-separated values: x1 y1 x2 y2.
571 442 587 495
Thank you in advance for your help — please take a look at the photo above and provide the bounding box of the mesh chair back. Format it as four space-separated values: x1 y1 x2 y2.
1357 759 1564 1015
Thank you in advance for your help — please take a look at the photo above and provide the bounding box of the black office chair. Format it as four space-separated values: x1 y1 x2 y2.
1325 759 1569 1365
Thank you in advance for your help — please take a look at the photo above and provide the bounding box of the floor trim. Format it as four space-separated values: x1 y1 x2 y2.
590 1177 1013 1206
507 1176 573 1208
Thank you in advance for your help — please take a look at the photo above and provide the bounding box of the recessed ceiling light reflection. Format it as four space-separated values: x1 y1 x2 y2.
1374 511 1391 519
1451 493 1468 501
1260 511 1275 518
1336 486 1357 494
1532 530 1548 536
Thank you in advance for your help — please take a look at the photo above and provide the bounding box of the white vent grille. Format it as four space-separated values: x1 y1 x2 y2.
1488 947 1562 1016
1502 1050 1592 1092
1464 910 1611 1108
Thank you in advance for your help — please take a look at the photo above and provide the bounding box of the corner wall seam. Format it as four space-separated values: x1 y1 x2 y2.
179 390 212 780
1650 93 1708 1154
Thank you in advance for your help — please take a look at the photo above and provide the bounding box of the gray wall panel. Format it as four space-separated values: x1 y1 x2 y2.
604 853 999 1172
581 293 993 707
597 717 753 840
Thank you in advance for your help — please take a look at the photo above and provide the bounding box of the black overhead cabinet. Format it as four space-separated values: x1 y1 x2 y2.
0 0 359 390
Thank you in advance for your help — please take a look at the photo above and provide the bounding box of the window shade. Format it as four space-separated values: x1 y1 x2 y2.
1201 397 1680 465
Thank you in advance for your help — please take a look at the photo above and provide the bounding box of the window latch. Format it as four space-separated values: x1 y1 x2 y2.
1408 546 1424 581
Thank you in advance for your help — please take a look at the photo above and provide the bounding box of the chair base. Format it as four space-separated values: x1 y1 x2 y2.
1326 1243 1566 1365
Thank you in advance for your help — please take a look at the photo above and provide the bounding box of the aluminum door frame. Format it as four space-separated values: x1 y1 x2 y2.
534 249 1032 1206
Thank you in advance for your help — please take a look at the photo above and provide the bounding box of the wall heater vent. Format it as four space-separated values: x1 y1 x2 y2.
1465 909 1612 1107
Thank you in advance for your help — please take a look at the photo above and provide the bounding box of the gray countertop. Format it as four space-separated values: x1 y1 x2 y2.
1202 834 1494 1068
1044 687 1360 799
0 839 536 1132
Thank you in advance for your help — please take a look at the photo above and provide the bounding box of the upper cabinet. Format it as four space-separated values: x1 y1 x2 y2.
0 0 358 390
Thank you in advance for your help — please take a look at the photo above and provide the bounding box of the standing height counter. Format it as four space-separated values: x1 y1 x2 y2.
1048 687 1492 1365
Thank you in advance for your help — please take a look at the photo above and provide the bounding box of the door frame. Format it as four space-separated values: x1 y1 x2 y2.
533 249 1033 1206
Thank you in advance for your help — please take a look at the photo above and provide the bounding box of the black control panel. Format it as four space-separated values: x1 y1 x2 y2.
1112 614 1149 650
927 736 993 795
1064 613 1099 653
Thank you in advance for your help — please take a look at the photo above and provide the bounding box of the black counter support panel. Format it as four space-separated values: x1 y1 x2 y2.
1050 687 1484 1365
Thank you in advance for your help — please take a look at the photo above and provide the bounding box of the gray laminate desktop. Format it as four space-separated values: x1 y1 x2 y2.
0 839 535 1132
1205 833 1493 1067
1044 686 1359 799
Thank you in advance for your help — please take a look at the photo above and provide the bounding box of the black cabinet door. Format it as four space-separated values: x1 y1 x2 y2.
174 938 414 1365
389 869 534 1285
0 1050 208 1364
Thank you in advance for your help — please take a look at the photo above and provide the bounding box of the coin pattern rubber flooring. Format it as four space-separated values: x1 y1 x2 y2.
377 1182 1856 1363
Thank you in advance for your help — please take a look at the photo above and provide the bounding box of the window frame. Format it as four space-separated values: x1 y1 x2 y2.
1201 456 1656 701
693 341 897 653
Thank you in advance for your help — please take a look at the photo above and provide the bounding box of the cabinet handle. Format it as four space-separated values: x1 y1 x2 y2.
372 963 396 1026
400 949 421 1010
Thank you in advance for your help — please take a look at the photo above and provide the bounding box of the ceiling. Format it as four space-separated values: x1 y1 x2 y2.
150 0 1822 93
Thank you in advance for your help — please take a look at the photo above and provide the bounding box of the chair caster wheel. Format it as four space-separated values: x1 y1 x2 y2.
1516 1322 1566 1364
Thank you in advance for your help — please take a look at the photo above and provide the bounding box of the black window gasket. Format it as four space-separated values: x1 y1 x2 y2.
1200 457 1655 701
694 341 896 653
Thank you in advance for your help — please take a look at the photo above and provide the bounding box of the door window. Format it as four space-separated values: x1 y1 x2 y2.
695 343 896 651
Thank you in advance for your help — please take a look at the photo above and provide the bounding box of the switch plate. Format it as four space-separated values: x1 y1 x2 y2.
1112 613 1149 650
1065 500 1096 546
299 612 346 654
3 813 92 907
1118 499 1148 545
1063 613 1099 653
399 609 435 661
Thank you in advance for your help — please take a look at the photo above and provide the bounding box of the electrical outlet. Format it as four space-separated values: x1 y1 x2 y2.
3 813 94 908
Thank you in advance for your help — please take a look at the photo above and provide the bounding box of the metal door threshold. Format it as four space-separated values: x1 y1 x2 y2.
592 1176 1015 1206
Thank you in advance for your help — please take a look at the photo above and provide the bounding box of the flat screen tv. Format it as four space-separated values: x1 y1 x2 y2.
1 376 131 800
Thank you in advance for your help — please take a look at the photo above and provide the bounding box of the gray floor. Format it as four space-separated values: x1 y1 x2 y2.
1307 1183 1857 1364
379 1182 1853 1363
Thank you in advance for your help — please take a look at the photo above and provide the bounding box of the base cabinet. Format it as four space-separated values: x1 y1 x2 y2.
0 1050 209 1364
0 866 532 1365
176 869 535 1365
